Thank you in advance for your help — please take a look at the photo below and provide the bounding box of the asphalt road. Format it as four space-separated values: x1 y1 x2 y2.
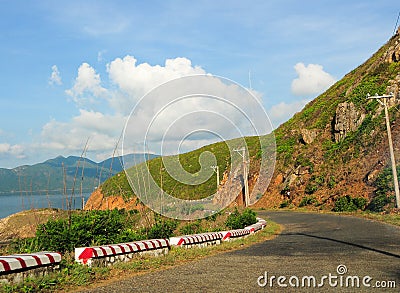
81 211 400 292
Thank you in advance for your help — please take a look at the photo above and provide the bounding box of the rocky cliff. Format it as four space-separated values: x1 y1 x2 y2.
254 28 400 209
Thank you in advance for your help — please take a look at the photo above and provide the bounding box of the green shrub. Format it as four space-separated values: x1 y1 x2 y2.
146 218 178 239
13 209 141 253
179 221 203 235
305 174 325 194
305 183 318 195
367 166 400 212
225 208 241 229
240 208 258 227
327 176 336 189
225 208 257 229
299 196 317 207
367 194 394 212
279 200 290 208
333 195 367 212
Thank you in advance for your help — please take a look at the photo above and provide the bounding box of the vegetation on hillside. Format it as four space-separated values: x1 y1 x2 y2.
92 32 400 214
101 135 265 201
7 207 256 254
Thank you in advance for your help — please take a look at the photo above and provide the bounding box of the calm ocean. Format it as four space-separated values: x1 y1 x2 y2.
0 193 91 219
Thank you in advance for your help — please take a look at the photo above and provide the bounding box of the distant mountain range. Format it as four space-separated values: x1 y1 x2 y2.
0 153 158 194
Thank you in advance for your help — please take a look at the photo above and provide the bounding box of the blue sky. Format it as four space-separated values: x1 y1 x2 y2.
0 0 398 168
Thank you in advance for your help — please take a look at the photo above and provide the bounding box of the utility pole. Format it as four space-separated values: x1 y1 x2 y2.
234 147 250 207
210 165 220 189
367 93 400 208
160 166 164 214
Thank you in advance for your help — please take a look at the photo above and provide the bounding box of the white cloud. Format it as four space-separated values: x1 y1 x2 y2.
41 56 272 161
0 143 26 159
49 65 62 85
106 56 206 114
39 110 125 153
268 99 309 128
65 63 107 106
291 63 336 96
122 74 271 158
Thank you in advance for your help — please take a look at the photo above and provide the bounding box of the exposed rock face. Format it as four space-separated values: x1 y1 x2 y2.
300 129 317 144
84 188 140 211
384 27 400 63
212 167 245 208
387 74 400 102
333 102 365 142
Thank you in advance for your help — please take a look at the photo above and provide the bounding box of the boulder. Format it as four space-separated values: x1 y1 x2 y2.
300 129 318 144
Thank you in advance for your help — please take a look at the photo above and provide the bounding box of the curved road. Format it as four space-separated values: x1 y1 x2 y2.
82 211 400 292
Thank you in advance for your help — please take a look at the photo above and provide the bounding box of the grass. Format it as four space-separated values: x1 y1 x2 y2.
103 134 271 202
359 212 400 227
268 206 400 227
1 220 280 293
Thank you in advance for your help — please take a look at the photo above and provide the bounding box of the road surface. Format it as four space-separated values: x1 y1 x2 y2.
81 211 400 292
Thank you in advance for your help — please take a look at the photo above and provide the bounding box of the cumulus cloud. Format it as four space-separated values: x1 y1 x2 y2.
40 56 272 160
40 110 126 153
65 63 107 106
106 56 206 114
291 63 336 96
0 143 25 159
49 65 62 85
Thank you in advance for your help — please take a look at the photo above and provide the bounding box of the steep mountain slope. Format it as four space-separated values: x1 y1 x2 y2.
255 27 400 209
88 28 400 212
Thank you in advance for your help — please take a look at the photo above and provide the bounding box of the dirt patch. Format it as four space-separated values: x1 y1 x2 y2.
0 208 69 240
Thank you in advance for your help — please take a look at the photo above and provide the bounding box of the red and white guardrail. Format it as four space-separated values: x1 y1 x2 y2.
75 239 170 265
0 252 61 274
221 228 251 241
170 217 268 245
169 232 224 246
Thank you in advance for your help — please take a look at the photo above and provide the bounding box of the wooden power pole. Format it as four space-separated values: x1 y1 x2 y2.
367 93 400 208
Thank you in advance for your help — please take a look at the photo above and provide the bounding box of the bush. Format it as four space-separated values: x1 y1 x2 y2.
305 174 325 194
367 166 400 212
299 196 317 207
305 183 318 195
333 195 367 212
367 194 394 212
225 208 257 229
15 209 140 253
147 218 178 239
179 221 203 235
279 200 290 208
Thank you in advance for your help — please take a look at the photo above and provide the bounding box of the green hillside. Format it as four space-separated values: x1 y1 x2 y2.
98 29 400 212
101 136 268 199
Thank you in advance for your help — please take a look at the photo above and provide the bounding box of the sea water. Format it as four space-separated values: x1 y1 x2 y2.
0 193 91 219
